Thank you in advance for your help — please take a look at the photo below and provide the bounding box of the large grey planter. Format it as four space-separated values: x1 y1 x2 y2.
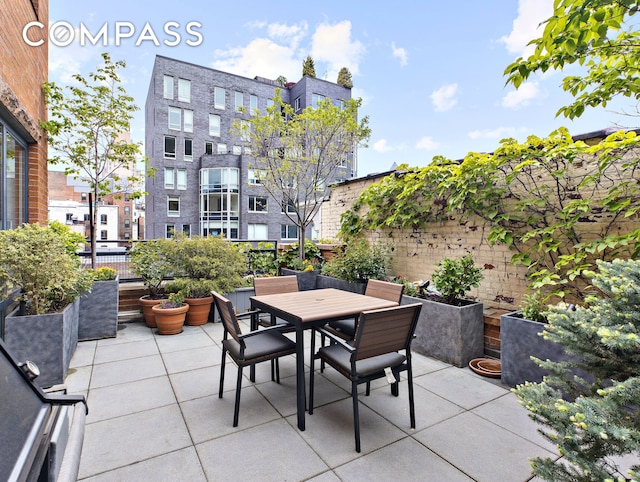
223 287 255 319
401 295 484 368
501 311 572 387
280 268 318 291
4 299 79 388
315 274 366 294
79 276 119 341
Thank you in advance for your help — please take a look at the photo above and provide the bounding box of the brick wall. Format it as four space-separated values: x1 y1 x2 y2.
0 0 49 224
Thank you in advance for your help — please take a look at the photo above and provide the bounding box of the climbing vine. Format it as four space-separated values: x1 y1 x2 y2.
340 128 640 301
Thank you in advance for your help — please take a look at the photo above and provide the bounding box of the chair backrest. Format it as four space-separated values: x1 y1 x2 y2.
211 290 242 343
353 303 422 361
364 279 404 304
253 275 299 296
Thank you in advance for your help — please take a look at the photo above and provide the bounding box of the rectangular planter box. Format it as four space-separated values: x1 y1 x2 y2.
4 299 79 388
401 295 484 368
223 287 255 320
315 274 366 294
280 268 318 291
79 276 119 341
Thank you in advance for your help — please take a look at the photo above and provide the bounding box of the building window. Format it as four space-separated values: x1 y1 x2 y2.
248 223 268 240
205 141 213 155
100 214 108 224
124 232 131 239
232 145 242 155
81 192 87 201
164 136 176 158
0 123 27 229
214 87 225 110
282 199 296 214
166 224 175 238
178 78 191 102
337 157 348 168
250 95 258 114
249 196 268 212
248 169 264 185
124 206 130 215
184 138 193 161
84 214 90 221
167 196 180 216
281 224 298 240
240 120 250 141
294 96 301 112
124 219 130 228
177 169 187 190
168 106 181 130
164 167 175 189
182 224 191 236
163 75 173 99
312 94 325 109
65 213 73 222
183 109 193 133
100 230 108 240
217 143 227 154
199 168 240 239
209 114 220 136
235 91 243 112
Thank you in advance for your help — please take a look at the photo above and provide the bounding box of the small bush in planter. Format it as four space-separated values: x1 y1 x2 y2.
520 290 549 323
320 239 391 282
429 253 484 306
165 278 215 299
91 266 118 281
277 241 323 270
130 238 176 299
0 223 93 314
157 291 185 309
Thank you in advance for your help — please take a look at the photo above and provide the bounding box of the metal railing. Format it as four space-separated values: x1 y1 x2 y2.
78 239 279 282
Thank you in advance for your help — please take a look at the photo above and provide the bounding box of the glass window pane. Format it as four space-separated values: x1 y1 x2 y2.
184 109 193 132
235 91 243 112
164 136 176 158
214 87 225 110
163 75 173 99
184 139 193 161
164 167 174 189
178 79 191 102
168 107 181 130
5 131 26 229
177 169 187 190
209 114 220 136
250 95 258 114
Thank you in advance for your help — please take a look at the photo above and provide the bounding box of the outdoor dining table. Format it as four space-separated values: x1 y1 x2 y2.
250 287 399 431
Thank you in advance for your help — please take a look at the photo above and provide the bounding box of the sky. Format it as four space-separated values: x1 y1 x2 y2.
46 0 636 176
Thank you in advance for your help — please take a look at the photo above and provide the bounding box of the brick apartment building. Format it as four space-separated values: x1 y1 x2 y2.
145 55 355 241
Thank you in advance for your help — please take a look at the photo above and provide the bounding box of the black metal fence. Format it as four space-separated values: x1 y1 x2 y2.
78 239 279 282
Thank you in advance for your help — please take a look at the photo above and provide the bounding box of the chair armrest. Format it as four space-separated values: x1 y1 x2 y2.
316 327 355 353
236 310 260 319
238 323 292 340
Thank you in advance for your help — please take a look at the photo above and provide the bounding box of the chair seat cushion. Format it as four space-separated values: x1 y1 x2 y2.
223 330 295 362
327 318 356 337
318 344 405 378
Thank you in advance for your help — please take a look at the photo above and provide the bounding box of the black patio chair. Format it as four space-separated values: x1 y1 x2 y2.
309 303 422 452
213 290 296 427
253 275 298 330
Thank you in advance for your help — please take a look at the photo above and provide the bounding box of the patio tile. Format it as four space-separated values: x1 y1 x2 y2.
89 354 166 389
161 344 222 374
70 341 96 368
82 447 206 482
196 419 328 481
93 339 159 364
86 376 177 424
180 387 281 443
290 398 406 467
335 437 473 482
168 363 264 402
154 329 216 353
414 366 508 409
472 392 557 453
414 411 555 482
96 322 154 345
79 404 192 479
307 471 341 482
65 365 92 394
361 381 465 433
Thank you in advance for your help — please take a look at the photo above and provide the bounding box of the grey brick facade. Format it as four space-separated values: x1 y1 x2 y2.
145 55 354 241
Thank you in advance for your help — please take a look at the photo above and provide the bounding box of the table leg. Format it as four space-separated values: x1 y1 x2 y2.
295 323 305 431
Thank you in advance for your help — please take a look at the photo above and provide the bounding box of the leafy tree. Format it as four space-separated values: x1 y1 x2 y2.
504 0 640 120
41 53 145 268
276 75 288 86
302 55 317 77
514 259 640 481
236 90 370 260
337 67 353 88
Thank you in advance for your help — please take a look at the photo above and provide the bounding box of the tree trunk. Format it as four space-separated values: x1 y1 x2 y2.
298 223 306 260
90 192 97 269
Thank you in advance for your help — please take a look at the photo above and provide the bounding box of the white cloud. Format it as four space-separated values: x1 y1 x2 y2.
431 83 458 112
213 38 300 80
391 42 408 66
468 126 527 140
499 0 554 57
49 29 100 84
373 139 395 152
501 81 541 108
416 136 440 150
267 22 308 49
311 21 365 80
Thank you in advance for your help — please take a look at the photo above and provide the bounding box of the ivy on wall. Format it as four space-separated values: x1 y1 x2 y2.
340 128 640 301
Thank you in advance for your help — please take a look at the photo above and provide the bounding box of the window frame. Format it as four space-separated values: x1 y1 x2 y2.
164 167 175 189
168 106 181 130
164 135 176 159
163 75 174 99
248 196 268 213
209 114 221 137
167 195 180 217
178 78 191 102
214 87 225 110
183 109 193 133
184 138 193 161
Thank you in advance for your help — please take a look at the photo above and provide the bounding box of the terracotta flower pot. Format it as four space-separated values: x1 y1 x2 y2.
139 295 165 328
185 296 213 326
152 303 188 335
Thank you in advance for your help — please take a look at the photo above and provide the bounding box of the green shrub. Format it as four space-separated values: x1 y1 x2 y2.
321 240 391 283
129 238 176 299
430 253 484 305
164 278 216 299
277 241 323 270
91 266 118 281
520 290 548 323
0 223 93 314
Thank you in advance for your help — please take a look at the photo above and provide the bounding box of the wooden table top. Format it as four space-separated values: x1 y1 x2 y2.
250 288 398 324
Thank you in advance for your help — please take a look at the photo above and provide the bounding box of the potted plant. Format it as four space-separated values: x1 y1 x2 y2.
129 238 176 327
500 290 575 386
151 292 188 335
279 241 322 290
402 253 485 367
79 266 119 340
0 223 93 387
164 278 215 326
